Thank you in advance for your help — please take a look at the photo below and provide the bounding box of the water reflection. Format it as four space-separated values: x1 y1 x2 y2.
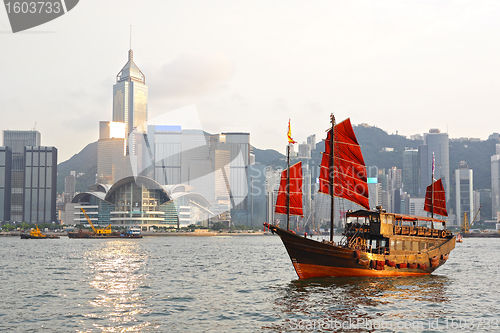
81 240 151 332
271 275 451 332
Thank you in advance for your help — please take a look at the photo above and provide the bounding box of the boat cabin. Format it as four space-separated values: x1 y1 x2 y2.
344 208 452 255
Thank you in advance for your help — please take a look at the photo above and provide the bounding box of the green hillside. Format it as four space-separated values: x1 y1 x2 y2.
314 124 495 190
252 147 284 166
353 124 422 173
448 139 496 190
57 141 97 194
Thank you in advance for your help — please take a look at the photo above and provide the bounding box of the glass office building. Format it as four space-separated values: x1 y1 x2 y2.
113 49 148 145
23 146 57 223
3 130 41 222
0 147 12 221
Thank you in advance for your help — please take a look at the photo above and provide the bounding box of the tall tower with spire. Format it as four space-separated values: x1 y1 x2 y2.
112 47 148 149
97 43 148 184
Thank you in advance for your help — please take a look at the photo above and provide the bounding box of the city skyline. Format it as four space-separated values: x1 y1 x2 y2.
2 1 500 162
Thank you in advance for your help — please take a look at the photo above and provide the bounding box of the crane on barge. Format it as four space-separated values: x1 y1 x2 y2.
80 208 112 235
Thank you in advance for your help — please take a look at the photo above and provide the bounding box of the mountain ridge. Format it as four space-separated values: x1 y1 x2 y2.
56 126 498 195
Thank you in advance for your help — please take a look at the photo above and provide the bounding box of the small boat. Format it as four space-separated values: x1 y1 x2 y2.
456 234 463 243
126 227 142 237
267 114 455 279
20 225 60 239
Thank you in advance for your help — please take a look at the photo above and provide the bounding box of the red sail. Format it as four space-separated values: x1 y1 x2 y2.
275 162 304 216
424 178 448 216
318 118 369 210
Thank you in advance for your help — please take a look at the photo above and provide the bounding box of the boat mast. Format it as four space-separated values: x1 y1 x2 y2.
330 114 335 242
287 143 291 231
431 152 434 228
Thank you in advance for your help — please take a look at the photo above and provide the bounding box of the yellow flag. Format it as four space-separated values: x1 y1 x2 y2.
287 119 296 144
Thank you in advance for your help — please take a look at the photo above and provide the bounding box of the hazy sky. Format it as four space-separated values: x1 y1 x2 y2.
2 1 500 162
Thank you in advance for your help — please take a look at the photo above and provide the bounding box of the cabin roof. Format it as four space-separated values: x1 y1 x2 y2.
346 210 379 219
347 210 447 223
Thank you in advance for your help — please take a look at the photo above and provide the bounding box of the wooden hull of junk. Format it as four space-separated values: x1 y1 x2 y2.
67 231 142 239
268 211 455 279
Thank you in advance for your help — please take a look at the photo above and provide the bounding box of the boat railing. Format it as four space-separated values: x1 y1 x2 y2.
401 226 410 235
393 225 449 238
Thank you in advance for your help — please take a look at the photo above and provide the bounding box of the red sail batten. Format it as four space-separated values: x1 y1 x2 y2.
275 162 304 216
424 178 448 216
318 118 369 210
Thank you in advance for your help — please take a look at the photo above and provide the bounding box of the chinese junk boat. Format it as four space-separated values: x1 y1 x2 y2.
266 115 455 278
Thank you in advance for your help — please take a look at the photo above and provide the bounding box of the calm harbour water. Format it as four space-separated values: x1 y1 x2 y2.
0 235 499 332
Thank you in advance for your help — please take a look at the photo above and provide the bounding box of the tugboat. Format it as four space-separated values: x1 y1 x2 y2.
20 225 60 239
266 115 455 278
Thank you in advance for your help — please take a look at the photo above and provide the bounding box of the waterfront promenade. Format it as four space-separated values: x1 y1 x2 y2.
1 230 269 237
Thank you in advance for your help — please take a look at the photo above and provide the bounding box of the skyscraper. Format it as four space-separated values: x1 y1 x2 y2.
223 133 250 211
388 167 402 192
0 147 12 221
419 129 450 206
148 125 182 185
455 161 473 227
402 148 419 197
491 144 500 220
307 134 316 151
113 48 148 145
23 146 57 223
63 170 76 203
97 121 129 184
3 130 40 222
97 47 148 184
1 130 57 223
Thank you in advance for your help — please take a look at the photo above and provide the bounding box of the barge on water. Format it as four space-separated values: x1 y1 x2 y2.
67 230 142 238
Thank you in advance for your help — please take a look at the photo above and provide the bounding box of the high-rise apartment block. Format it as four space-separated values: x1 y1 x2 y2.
298 142 311 158
65 171 76 194
388 167 402 192
63 171 76 203
307 134 316 151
